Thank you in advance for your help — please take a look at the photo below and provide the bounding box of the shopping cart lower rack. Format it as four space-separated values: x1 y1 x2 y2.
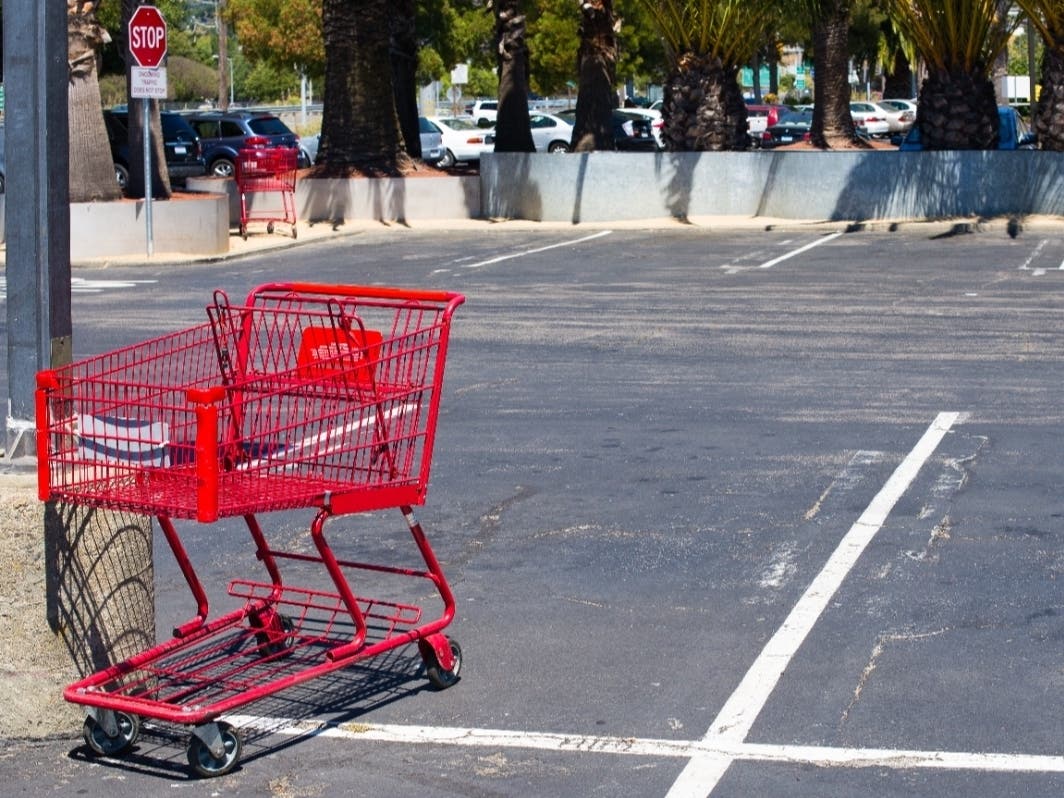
36 283 465 777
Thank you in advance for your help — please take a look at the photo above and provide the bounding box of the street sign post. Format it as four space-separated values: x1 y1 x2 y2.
128 5 168 256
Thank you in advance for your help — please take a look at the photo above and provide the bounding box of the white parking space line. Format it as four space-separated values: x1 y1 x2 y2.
220 713 1064 776
665 412 960 798
459 230 613 270
0 276 157 301
757 231 843 269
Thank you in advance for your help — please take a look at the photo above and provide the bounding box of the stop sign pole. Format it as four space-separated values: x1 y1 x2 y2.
128 5 168 256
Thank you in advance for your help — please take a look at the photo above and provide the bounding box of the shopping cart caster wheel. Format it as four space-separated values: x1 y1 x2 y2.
256 613 297 658
424 638 462 690
267 222 275 234
187 721 242 778
291 225 298 240
240 223 248 240
83 711 140 756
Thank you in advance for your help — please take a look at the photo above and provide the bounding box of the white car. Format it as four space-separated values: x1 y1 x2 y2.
875 99 917 134
849 101 891 137
529 113 573 153
426 116 495 168
469 100 498 127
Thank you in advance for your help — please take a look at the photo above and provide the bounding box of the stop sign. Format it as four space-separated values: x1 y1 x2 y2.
128 5 167 69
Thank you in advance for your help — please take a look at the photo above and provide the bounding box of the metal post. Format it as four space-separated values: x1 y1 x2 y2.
3 0 71 460
143 99 154 257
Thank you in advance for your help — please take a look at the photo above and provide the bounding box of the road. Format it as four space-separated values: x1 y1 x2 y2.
2 223 1064 796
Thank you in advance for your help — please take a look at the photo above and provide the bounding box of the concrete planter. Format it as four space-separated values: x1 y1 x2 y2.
71 192 229 260
480 150 1064 223
186 174 481 227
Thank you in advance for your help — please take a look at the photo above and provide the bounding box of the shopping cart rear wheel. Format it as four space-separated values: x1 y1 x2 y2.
186 721 242 778
425 639 462 689
82 711 140 756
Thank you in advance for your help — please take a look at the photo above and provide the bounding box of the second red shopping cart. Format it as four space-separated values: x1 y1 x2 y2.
36 283 465 777
235 146 298 240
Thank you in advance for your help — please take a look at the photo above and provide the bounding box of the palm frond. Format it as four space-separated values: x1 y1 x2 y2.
886 0 1021 73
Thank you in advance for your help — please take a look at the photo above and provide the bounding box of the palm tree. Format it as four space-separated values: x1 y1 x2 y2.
1015 0 1064 149
69 0 123 201
318 0 411 174
491 0 536 152
391 0 422 160
886 0 1020 149
638 0 778 151
572 0 618 152
801 0 864 148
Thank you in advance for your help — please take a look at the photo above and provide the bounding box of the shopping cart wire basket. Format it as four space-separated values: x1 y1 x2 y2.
36 283 465 777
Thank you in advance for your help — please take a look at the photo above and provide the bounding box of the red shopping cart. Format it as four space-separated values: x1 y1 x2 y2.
36 283 465 777
235 146 298 240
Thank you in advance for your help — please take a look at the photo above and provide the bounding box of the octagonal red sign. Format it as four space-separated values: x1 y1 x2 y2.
128 5 167 69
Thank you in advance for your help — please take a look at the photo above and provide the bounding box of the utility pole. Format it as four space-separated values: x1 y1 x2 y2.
217 0 230 110
3 0 71 459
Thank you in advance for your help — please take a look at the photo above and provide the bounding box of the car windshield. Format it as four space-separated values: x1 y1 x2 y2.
439 118 479 131
776 111 812 124
248 117 292 136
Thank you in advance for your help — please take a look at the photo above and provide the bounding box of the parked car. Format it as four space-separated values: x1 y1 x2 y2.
616 106 665 149
183 110 302 178
468 100 498 128
555 109 658 151
898 106 1036 151
876 99 917 134
104 109 206 189
746 103 787 146
529 113 574 153
849 102 890 137
425 116 495 167
417 116 445 163
298 133 319 166
758 108 814 149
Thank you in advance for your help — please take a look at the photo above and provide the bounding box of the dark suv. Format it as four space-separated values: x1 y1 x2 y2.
104 109 206 189
184 110 303 177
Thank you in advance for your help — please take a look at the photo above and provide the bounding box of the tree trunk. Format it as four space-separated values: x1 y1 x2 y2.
68 2 121 202
917 68 998 150
391 0 421 160
571 0 617 152
1035 45 1064 151
883 50 915 99
662 52 748 151
493 0 535 152
120 0 169 199
318 0 410 175
810 1 860 149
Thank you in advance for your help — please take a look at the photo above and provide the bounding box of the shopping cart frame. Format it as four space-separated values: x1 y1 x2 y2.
36 283 465 777
235 147 298 240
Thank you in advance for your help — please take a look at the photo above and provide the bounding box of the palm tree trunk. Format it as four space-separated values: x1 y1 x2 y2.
493 0 535 152
68 2 121 202
319 0 411 175
572 0 617 152
810 0 860 148
662 52 749 151
1035 46 1064 150
917 68 998 149
391 0 422 160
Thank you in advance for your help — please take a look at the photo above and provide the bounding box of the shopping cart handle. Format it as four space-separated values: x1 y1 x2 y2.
247 282 465 307
187 386 226 405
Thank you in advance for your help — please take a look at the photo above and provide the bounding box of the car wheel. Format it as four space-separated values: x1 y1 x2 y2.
437 149 456 169
114 163 129 190
548 141 570 154
211 158 236 178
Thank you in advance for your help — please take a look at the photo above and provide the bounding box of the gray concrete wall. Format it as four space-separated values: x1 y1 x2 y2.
480 151 1064 223
187 174 482 227
70 192 229 260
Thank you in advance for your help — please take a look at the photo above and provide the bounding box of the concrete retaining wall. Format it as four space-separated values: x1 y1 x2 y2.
187 174 481 227
480 151 1064 223
71 192 229 260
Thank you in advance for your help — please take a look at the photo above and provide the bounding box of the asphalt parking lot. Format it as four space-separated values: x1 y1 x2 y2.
2 221 1064 796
